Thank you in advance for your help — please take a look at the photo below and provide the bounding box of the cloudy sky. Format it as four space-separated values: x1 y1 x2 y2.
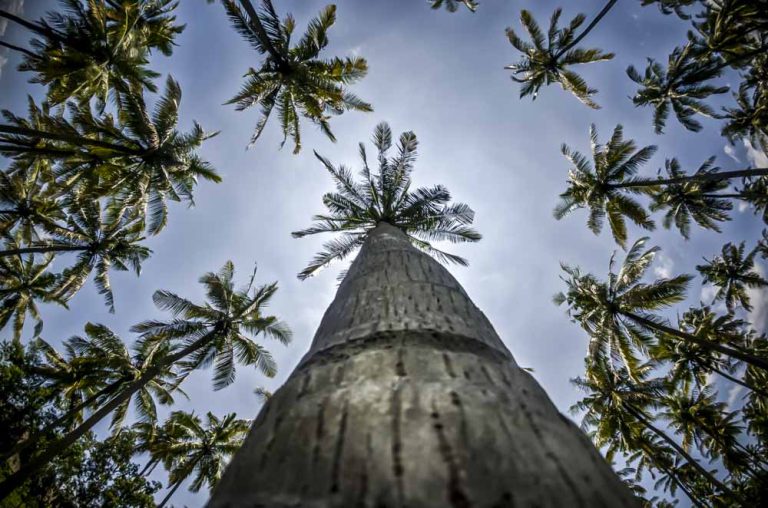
1 0 766 506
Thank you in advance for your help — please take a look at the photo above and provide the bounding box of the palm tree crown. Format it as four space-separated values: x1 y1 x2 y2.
223 0 371 153
430 0 478 13
627 43 728 134
292 122 481 279
131 261 291 390
696 241 768 313
554 124 657 247
505 8 614 108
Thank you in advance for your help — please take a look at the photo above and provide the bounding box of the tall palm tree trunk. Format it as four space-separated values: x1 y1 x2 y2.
207 222 637 506
555 0 619 58
157 478 185 508
711 366 768 398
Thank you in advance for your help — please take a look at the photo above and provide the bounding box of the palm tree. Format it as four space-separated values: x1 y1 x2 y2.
626 43 728 134
0 248 65 342
0 200 151 312
0 170 65 244
556 237 768 374
223 0 371 153
640 0 697 19
156 411 249 508
505 4 616 108
553 124 657 248
651 306 768 397
649 157 732 239
430 0 478 13
554 124 768 246
721 83 768 157
0 77 222 234
208 132 636 507
0 0 184 105
571 359 736 500
696 242 768 313
292 122 480 279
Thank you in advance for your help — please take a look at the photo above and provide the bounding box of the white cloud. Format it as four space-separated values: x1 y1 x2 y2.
744 138 768 168
727 383 745 408
747 264 768 334
0 0 24 79
653 253 674 279
723 144 740 163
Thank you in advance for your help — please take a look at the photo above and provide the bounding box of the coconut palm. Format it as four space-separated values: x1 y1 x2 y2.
505 4 616 108
0 200 150 312
0 0 184 105
0 170 65 244
627 43 729 134
556 237 768 374
156 411 249 508
649 157 733 239
553 124 657 247
0 77 222 234
223 0 371 153
721 83 768 156
571 358 734 499
430 0 478 13
738 176 768 224
696 242 768 313
292 122 481 279
689 0 768 65
0 248 65 342
640 0 697 19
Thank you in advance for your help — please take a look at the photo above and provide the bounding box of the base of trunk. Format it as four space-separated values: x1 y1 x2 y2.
207 330 637 507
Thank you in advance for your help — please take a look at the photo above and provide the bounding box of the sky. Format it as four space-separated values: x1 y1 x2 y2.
1 0 766 506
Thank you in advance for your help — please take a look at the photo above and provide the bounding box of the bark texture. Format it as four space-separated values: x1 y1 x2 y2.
207 223 637 507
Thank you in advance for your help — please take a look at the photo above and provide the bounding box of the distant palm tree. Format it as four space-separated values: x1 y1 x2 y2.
721 83 768 157
223 0 371 153
292 122 481 279
649 157 732 239
640 0 697 19
0 200 151 312
430 0 478 13
626 43 728 134
556 237 768 374
555 124 768 246
0 77 222 235
571 359 734 498
0 248 64 342
505 4 616 108
156 411 249 508
554 124 657 248
0 170 65 244
696 242 768 313
0 0 184 105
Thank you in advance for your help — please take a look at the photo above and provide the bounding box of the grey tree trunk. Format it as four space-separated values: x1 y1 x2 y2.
207 223 637 507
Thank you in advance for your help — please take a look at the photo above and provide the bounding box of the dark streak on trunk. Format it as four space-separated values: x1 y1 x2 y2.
390 384 405 505
431 403 472 508
330 399 349 493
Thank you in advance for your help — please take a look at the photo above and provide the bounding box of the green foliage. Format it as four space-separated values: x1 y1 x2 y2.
292 122 481 279
430 0 478 13
505 7 614 108
0 341 160 507
696 241 768 313
223 0 371 153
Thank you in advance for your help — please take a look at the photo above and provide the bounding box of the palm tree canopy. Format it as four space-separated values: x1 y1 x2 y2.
292 122 481 280
649 157 732 238
160 411 249 494
16 0 185 106
430 0 478 13
505 8 614 108
556 237 692 377
696 241 768 313
554 124 657 247
627 43 728 134
0 249 64 342
131 261 291 390
223 0 371 153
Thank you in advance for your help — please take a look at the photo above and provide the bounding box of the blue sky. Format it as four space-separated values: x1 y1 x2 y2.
1 0 766 506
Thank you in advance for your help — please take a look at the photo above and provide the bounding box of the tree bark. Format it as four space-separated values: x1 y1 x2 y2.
555 0 619 59
207 222 638 507
611 168 768 189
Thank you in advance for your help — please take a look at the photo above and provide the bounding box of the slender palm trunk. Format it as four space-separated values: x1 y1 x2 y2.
0 40 35 58
0 10 65 43
0 125 142 155
139 457 160 477
611 168 768 189
624 405 735 498
0 332 216 502
157 479 184 508
624 312 768 371
207 222 638 506
655 460 709 508
0 380 122 463
711 366 768 399
0 245 84 257
237 0 288 68
555 0 619 59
